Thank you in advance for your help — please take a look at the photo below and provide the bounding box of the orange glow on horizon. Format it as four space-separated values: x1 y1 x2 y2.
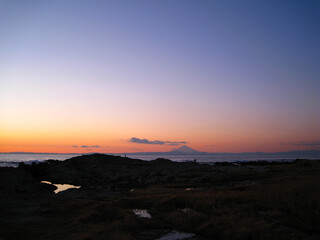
1 133 319 154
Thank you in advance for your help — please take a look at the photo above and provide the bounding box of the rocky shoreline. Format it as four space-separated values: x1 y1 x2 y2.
1 154 319 239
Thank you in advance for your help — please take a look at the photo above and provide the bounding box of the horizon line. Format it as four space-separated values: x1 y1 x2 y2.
1 149 320 155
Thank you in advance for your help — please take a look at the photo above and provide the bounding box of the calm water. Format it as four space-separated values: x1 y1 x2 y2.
122 153 320 163
0 153 79 167
41 181 81 194
0 152 319 167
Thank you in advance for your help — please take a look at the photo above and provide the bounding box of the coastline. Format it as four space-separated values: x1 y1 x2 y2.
1 150 320 168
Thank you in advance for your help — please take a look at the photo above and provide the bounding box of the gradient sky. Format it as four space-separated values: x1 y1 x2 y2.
1 0 319 153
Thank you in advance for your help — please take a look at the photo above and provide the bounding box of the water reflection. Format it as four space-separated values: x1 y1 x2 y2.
157 231 195 240
132 209 152 218
41 181 81 194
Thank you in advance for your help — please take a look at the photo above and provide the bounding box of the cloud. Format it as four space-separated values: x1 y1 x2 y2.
164 141 187 146
129 137 187 146
129 138 165 145
73 145 101 148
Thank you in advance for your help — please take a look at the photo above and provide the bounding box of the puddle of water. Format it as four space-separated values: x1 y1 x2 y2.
41 181 52 184
41 181 81 194
179 208 195 213
53 184 81 194
132 209 152 218
157 231 195 240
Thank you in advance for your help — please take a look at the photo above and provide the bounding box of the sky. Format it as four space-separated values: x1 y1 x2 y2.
0 0 319 153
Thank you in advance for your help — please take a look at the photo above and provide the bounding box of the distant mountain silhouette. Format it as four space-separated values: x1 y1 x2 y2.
170 145 203 154
122 145 207 155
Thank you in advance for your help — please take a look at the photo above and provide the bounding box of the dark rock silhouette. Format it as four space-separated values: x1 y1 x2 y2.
20 154 213 189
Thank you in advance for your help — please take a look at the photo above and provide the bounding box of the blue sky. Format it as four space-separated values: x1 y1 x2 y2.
0 0 319 153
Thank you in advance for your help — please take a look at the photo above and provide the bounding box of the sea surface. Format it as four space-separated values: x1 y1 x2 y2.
1 152 319 168
123 153 320 163
0 153 79 167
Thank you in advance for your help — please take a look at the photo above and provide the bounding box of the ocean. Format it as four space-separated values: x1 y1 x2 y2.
0 153 80 167
1 152 319 168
